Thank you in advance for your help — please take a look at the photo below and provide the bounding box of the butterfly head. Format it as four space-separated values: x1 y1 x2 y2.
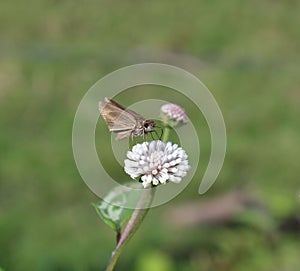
143 120 155 132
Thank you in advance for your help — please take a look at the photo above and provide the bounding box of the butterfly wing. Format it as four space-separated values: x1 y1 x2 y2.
115 130 132 140
99 97 141 134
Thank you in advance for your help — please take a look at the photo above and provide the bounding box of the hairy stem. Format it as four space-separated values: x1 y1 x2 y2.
105 188 155 271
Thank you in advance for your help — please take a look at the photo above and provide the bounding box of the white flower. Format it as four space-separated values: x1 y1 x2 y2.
161 103 188 123
124 140 190 188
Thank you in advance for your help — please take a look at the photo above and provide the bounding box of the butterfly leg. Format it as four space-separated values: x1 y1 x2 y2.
154 130 160 140
157 127 164 140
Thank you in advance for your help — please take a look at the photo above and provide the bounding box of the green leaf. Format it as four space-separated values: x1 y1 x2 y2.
94 182 145 231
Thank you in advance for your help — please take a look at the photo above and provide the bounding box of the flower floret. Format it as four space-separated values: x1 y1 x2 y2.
124 140 190 188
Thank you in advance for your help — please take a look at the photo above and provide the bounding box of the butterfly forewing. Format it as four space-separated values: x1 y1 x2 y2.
99 98 140 132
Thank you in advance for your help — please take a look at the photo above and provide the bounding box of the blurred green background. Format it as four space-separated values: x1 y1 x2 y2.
1 0 299 270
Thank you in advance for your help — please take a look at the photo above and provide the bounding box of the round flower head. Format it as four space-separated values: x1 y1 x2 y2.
124 140 190 188
161 103 187 125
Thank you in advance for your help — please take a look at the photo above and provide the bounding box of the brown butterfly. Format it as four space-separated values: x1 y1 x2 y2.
99 97 156 140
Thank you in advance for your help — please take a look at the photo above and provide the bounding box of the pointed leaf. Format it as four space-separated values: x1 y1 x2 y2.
94 182 145 231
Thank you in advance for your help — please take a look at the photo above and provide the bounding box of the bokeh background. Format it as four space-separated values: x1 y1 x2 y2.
1 0 300 270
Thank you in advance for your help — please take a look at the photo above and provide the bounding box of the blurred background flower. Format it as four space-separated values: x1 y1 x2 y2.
161 103 188 126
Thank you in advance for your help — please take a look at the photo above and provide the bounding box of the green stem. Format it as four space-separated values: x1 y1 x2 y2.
105 188 155 271
162 125 171 142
